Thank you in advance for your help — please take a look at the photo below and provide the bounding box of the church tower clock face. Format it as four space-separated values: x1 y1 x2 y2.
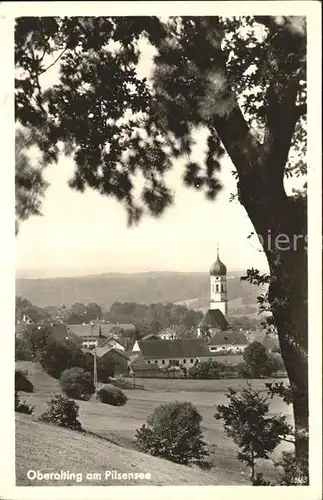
209 245 228 317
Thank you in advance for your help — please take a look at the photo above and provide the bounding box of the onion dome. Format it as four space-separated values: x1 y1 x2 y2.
210 247 227 276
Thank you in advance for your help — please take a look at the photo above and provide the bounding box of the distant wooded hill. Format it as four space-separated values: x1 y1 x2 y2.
16 271 263 312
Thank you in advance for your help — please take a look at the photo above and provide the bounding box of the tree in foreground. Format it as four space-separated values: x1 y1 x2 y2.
135 401 210 469
15 15 308 473
215 385 291 484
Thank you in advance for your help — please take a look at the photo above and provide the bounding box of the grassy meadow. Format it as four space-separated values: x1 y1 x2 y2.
15 361 293 486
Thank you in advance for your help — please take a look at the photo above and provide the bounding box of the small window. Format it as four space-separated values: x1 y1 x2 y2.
183 359 186 364
169 360 172 364
162 360 165 365
216 285 219 292
155 360 158 364
147 360 151 364
190 358 194 363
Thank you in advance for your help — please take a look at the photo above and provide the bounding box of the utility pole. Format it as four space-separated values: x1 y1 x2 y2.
93 348 98 390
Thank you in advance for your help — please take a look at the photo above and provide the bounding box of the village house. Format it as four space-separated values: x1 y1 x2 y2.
134 338 213 368
131 333 161 353
67 323 134 349
207 330 249 354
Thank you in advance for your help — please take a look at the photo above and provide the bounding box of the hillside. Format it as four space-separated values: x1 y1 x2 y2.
16 271 263 311
16 414 236 486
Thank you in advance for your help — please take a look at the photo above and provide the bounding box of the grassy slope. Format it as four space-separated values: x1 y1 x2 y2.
16 414 231 486
16 362 292 485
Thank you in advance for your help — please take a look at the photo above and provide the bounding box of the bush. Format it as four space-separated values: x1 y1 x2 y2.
135 401 210 468
274 451 308 485
264 354 286 376
97 385 128 406
15 369 34 393
39 393 82 431
15 391 34 415
189 359 225 379
60 367 95 401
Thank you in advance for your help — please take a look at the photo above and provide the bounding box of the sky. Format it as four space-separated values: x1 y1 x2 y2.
16 147 269 278
16 22 272 279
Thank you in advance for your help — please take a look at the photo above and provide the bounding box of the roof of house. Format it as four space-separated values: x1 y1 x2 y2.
138 338 210 360
67 324 100 337
97 336 127 349
141 333 161 341
66 323 135 338
209 330 249 346
199 309 230 330
112 323 135 331
99 348 130 361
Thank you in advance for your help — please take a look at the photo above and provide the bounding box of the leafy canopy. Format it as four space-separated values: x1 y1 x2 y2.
15 16 306 226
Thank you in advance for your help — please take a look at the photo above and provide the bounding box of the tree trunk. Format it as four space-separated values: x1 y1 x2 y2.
238 172 308 481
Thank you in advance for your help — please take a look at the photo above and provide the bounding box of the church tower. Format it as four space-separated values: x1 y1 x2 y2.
209 245 228 317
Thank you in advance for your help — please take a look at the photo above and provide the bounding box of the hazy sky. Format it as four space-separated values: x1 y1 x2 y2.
16 23 272 279
16 146 270 278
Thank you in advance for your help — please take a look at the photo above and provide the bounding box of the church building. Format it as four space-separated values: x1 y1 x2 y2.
197 247 249 353
197 246 229 338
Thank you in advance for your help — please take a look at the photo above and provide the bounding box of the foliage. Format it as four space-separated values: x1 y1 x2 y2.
15 17 306 222
16 295 53 324
215 384 291 481
39 393 82 430
135 401 210 469
15 391 34 415
15 336 33 361
15 130 49 233
274 451 308 485
265 381 294 405
23 325 91 378
64 302 103 324
243 341 282 377
189 359 225 379
96 385 128 406
60 367 95 401
22 324 52 362
107 301 203 333
228 316 262 331
97 356 116 382
15 369 34 393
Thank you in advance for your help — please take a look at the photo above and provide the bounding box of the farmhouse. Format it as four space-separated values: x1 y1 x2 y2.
136 338 212 367
67 323 133 349
207 330 249 354
132 333 161 353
